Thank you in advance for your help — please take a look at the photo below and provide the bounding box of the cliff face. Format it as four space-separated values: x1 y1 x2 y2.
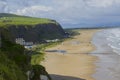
3 23 65 43
0 13 66 48
0 13 66 43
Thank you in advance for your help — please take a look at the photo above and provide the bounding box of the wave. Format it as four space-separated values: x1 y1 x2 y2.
92 28 120 55
92 28 120 80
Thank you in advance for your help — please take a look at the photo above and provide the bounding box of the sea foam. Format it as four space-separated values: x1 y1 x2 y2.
92 28 120 80
92 28 120 55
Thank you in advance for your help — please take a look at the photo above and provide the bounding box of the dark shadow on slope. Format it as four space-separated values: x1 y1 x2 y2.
50 74 86 80
45 50 58 52
45 50 67 53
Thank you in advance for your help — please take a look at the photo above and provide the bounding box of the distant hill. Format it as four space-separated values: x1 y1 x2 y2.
0 13 57 27
0 13 20 17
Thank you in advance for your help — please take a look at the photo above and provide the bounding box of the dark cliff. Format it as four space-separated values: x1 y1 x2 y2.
0 23 66 43
8 23 65 43
0 13 66 43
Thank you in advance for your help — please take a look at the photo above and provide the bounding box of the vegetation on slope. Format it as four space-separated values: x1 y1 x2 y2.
0 13 57 27
31 41 63 65
0 38 30 80
0 35 52 80
64 29 80 37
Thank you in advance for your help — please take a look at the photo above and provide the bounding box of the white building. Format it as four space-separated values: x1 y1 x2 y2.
16 38 33 49
46 39 59 43
16 38 25 45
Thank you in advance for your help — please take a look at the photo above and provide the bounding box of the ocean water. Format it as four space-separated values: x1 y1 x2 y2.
105 28 120 55
91 28 120 80
92 28 120 55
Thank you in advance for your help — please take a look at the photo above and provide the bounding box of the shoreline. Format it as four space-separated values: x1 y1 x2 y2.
41 29 100 80
91 29 120 80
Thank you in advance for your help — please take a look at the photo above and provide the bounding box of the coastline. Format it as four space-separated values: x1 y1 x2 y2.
41 29 100 80
91 29 120 80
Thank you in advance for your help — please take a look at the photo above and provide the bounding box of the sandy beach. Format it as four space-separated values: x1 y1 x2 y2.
41 29 100 80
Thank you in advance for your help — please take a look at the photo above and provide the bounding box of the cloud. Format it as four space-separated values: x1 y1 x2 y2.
15 5 53 16
85 0 114 8
0 0 7 12
1 0 120 28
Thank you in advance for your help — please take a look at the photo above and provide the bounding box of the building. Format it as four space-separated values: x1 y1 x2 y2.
46 39 59 43
16 38 33 49
16 38 25 45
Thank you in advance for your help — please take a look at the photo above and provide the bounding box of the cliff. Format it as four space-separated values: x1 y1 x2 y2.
0 13 66 80
8 23 65 43
0 13 66 43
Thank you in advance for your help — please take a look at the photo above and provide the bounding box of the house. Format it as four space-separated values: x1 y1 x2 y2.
16 38 25 45
16 38 33 49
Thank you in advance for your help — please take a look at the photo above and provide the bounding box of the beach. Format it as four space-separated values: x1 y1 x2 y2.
41 29 100 80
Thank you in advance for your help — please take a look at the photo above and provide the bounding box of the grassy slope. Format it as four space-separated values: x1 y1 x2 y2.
0 39 30 80
0 34 53 80
31 41 62 65
0 13 56 27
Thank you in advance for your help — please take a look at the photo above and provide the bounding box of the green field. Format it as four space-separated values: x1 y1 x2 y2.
0 13 56 27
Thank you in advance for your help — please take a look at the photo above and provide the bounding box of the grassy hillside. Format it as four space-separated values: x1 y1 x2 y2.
0 38 30 80
0 13 56 27
0 35 51 80
0 13 20 17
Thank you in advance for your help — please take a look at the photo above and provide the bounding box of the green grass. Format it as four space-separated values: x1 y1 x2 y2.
0 13 57 27
0 52 27 80
0 34 56 80
31 41 63 65
0 39 30 80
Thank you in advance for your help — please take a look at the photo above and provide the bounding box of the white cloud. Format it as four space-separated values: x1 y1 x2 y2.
15 5 53 15
1 0 120 27
85 0 115 8
0 0 7 12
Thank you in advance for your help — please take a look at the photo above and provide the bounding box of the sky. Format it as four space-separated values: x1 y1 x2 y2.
0 0 120 28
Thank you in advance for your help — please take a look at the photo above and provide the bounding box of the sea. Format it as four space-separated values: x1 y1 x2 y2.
91 28 120 80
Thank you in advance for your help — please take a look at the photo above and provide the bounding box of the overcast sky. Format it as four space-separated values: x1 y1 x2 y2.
0 0 120 28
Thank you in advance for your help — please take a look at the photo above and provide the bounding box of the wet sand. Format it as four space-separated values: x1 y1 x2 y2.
41 29 100 80
91 29 120 80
